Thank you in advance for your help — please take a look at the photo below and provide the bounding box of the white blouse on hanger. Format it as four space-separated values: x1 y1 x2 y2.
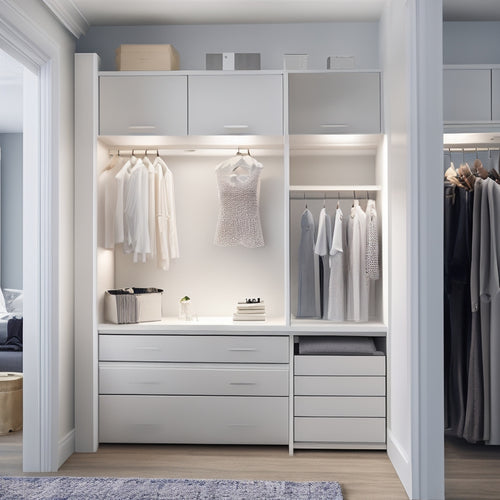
366 199 380 281
100 155 124 249
153 156 179 270
347 200 369 322
314 207 332 318
327 206 345 322
124 158 151 263
214 154 264 248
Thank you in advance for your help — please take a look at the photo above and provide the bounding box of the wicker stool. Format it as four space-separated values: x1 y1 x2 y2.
0 372 23 435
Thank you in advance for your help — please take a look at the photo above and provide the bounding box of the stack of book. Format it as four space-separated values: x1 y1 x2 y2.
232 300 266 321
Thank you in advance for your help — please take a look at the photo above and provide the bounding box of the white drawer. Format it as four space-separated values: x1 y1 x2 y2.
99 362 288 396
295 417 386 444
295 396 385 417
99 395 288 444
295 355 385 376
294 376 385 396
99 335 289 363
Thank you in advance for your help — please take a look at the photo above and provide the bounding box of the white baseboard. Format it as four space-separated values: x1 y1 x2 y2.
387 429 411 499
58 429 75 469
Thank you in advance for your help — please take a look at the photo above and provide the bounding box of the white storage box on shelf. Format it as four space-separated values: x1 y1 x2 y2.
104 288 163 324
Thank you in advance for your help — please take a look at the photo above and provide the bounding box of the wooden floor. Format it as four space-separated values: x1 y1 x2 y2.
2 433 500 499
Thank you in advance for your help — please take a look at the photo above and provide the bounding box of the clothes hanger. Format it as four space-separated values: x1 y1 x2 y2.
102 152 119 172
336 192 340 210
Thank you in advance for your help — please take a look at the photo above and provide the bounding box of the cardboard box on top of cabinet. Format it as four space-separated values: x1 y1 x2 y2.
115 44 180 71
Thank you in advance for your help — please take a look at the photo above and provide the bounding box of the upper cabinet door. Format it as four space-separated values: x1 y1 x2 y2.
443 69 491 123
288 72 381 134
99 75 188 135
188 74 283 135
492 70 500 122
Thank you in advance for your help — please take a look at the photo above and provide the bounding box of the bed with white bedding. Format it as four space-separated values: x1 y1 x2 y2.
0 289 23 372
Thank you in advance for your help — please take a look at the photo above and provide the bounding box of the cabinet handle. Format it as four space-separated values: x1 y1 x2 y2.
229 382 257 386
320 124 349 129
223 125 249 129
132 381 161 385
228 348 257 352
227 424 257 428
136 346 161 351
128 125 156 130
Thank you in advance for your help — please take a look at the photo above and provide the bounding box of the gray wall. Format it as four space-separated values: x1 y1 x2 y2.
444 21 500 64
0 133 22 290
76 22 380 71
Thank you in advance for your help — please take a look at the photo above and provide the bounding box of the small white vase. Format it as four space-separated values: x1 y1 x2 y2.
179 300 192 321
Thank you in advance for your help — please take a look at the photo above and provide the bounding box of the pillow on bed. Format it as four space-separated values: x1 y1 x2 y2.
3 289 23 314
0 288 7 314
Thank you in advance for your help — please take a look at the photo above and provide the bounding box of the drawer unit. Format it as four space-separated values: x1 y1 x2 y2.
295 417 386 444
293 351 386 449
99 335 289 363
288 72 381 134
99 362 289 396
99 395 289 444
188 74 283 135
98 334 290 445
99 75 188 135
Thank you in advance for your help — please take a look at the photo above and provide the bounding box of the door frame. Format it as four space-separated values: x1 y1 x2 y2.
0 0 60 472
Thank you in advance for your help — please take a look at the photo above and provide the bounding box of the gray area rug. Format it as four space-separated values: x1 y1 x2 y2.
0 476 343 499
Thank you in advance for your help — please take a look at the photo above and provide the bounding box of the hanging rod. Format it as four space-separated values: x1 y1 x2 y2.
443 147 500 152
290 192 375 201
289 185 381 192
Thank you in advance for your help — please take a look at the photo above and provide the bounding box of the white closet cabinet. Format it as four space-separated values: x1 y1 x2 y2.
443 68 491 123
99 75 188 135
492 69 500 122
288 72 381 134
75 54 387 451
98 334 289 444
188 74 283 135
294 353 386 449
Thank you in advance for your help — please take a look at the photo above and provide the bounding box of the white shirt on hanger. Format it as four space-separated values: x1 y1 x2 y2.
99 155 123 249
347 200 368 322
327 206 345 322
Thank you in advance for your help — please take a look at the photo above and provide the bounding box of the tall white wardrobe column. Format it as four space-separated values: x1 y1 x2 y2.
74 53 100 452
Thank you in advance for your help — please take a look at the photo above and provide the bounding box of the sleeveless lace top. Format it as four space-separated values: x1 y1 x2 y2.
214 158 264 248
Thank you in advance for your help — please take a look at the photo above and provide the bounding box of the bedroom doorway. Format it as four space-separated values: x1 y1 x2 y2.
0 47 24 472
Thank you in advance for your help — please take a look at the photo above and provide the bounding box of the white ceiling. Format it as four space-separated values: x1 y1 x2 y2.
70 0 387 25
65 0 500 26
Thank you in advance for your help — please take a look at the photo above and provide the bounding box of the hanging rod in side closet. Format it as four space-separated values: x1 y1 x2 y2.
443 147 500 153
289 185 381 200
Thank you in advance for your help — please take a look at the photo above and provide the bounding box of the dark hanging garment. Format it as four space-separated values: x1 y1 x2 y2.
444 183 474 438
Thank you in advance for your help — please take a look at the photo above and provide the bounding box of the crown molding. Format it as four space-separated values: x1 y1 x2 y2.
42 0 89 38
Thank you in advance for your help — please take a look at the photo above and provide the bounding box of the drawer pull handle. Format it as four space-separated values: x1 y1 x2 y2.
128 125 156 130
136 347 161 351
320 124 349 128
223 125 249 129
228 348 257 352
133 381 160 385
229 382 257 386
227 424 257 428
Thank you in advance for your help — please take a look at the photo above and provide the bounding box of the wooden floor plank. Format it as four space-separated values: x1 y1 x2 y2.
4 433 500 499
